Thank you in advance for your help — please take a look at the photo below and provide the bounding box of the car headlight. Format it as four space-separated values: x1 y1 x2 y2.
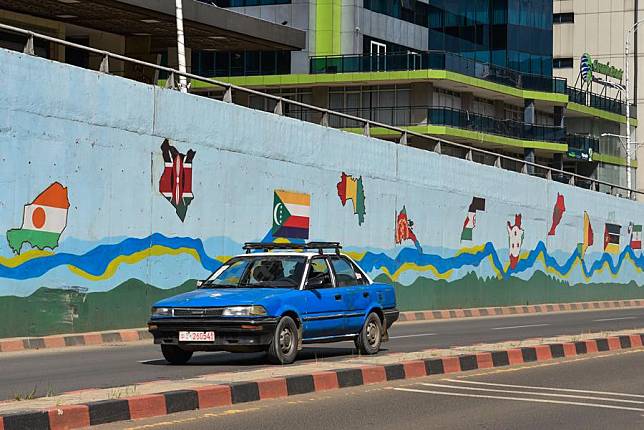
222 305 267 317
151 307 173 317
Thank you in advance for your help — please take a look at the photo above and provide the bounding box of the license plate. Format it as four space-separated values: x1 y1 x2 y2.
179 331 215 342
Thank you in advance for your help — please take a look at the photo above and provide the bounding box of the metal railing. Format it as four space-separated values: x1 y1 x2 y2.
329 106 566 144
566 87 635 118
310 51 568 94
1 22 640 200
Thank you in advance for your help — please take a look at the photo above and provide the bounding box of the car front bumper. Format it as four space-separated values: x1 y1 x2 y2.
148 317 279 352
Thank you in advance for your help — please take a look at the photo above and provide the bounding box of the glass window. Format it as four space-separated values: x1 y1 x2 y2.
307 257 333 288
203 256 306 288
329 257 363 287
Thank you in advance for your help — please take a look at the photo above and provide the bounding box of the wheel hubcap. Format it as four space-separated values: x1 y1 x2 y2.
279 327 293 354
366 321 379 346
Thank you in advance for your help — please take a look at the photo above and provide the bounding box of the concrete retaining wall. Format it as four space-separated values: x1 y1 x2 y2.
0 48 642 337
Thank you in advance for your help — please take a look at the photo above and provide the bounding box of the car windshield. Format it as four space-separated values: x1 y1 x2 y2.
201 256 307 289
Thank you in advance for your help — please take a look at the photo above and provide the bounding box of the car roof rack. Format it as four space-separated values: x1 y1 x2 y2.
243 242 342 255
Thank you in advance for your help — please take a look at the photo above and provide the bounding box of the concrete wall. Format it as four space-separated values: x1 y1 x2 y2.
1 49 643 338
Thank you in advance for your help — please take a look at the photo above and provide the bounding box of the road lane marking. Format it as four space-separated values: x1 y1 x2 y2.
420 383 644 404
390 333 437 339
444 379 644 398
392 388 644 412
593 316 638 322
491 323 550 330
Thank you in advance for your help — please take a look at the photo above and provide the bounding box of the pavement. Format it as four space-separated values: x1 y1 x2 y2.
93 347 644 430
1 306 643 401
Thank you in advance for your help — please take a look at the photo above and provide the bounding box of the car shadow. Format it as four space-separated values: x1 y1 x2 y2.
141 345 388 367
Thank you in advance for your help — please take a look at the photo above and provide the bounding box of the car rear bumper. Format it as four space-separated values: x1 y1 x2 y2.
148 317 279 352
383 308 399 329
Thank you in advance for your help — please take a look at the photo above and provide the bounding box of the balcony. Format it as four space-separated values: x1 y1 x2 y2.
566 134 599 161
310 51 568 94
329 106 566 144
566 87 636 118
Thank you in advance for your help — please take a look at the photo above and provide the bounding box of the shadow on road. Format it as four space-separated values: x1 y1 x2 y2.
142 345 386 367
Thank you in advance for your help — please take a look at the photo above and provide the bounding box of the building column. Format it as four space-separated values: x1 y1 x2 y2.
410 82 434 125
311 86 330 124
524 99 536 174
461 92 474 112
493 100 504 120
124 35 160 84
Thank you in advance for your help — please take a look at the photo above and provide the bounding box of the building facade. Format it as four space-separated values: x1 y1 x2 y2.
194 0 637 195
552 0 642 197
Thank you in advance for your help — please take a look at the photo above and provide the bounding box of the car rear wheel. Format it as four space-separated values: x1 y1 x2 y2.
355 312 382 355
161 344 193 365
266 316 299 365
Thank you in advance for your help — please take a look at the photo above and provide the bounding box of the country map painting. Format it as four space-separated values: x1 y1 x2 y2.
6 182 70 254
159 139 195 222
337 172 366 225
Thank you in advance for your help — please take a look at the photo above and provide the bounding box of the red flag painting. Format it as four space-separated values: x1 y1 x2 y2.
547 193 566 236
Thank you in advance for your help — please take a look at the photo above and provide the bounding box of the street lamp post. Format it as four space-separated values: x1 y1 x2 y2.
175 0 188 93
624 19 644 193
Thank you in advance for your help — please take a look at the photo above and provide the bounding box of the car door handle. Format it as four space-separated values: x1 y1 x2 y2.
363 292 369 298
334 294 342 300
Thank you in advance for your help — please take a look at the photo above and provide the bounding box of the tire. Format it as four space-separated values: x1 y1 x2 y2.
355 312 383 355
266 316 299 365
161 344 193 365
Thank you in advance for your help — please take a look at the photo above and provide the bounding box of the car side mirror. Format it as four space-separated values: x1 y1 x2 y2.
305 277 326 289
196 280 204 288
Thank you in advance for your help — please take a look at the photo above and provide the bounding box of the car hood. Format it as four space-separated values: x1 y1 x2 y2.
153 287 292 308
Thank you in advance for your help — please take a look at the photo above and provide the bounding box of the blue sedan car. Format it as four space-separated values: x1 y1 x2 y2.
148 242 399 364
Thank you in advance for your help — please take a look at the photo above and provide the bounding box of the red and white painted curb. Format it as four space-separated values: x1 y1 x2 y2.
398 299 644 322
1 333 642 430
2 299 643 354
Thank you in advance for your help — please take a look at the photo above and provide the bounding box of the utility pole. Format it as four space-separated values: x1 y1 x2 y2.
175 0 188 93
625 19 644 194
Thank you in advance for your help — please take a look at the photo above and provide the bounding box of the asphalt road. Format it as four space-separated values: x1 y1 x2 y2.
96 347 644 430
1 307 643 400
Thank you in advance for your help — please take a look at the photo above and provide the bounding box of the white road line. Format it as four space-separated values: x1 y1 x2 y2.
491 323 550 330
392 388 644 412
445 379 644 399
390 333 437 339
593 316 638 322
420 383 644 405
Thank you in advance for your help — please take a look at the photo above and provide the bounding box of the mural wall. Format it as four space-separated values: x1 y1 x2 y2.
0 49 643 338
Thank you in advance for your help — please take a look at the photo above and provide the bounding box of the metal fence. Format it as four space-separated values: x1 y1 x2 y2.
1 22 641 200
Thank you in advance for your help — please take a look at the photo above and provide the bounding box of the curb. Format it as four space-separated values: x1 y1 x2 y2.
0 329 151 353
2 299 642 354
397 299 644 322
1 333 642 430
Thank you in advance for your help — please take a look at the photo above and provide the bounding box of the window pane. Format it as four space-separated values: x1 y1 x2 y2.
330 257 360 287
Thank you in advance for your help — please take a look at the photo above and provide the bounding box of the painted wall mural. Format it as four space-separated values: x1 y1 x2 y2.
336 172 366 225
273 190 311 240
159 139 195 222
0 48 643 338
460 197 486 241
6 182 70 254
395 206 422 253
548 193 566 236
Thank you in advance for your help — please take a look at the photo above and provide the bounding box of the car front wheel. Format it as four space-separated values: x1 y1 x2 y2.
355 312 382 355
161 344 193 365
266 316 299 365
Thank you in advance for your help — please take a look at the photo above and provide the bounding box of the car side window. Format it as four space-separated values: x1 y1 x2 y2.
329 257 363 287
306 257 333 289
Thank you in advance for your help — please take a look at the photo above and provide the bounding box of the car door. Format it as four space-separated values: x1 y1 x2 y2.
328 256 370 334
301 257 348 339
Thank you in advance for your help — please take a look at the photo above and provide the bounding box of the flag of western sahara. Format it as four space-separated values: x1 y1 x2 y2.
603 223 621 254
272 190 310 239
461 197 486 241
